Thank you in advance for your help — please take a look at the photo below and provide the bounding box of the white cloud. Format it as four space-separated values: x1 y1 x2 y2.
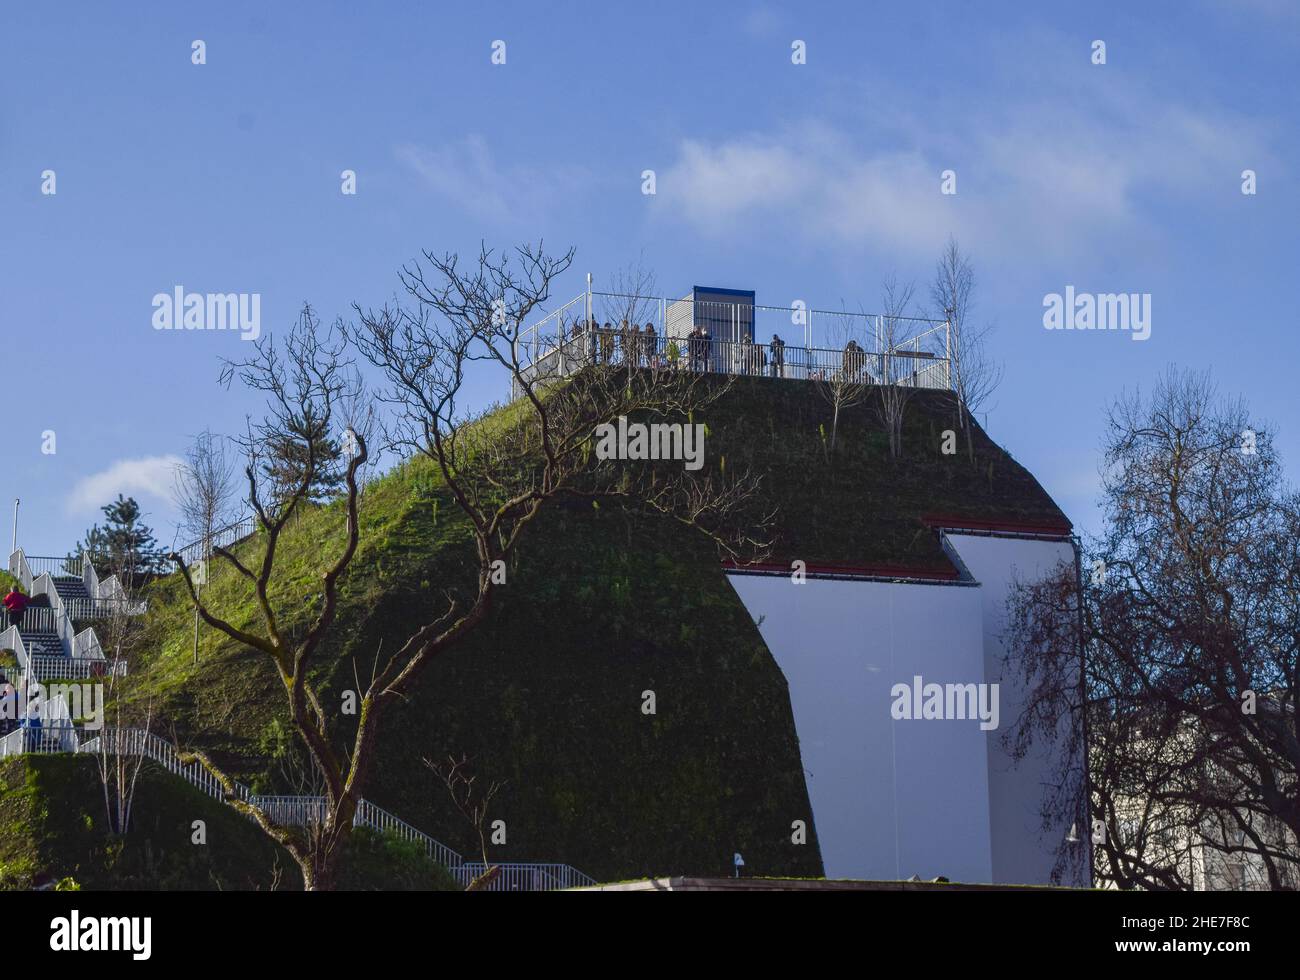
66 455 183 515
656 74 1275 264
396 135 589 224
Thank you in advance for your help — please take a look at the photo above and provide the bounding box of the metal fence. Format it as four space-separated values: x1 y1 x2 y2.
452 862 597 891
27 655 114 681
61 596 145 621
354 798 464 871
514 290 951 396
20 555 82 580
166 515 261 572
1 606 59 635
0 725 77 757
10 725 595 889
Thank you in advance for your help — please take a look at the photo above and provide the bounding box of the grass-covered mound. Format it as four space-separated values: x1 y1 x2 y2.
709 378 1067 572
115 377 1065 883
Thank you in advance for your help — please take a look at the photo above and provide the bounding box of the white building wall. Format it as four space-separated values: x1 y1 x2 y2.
727 533 1085 886
945 533 1086 886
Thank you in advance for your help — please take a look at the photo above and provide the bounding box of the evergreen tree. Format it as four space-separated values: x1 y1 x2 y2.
260 411 346 504
76 495 163 579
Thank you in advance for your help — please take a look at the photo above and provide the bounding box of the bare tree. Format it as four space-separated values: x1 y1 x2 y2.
94 695 151 835
813 310 871 458
597 255 659 366
172 430 237 664
425 753 504 890
930 237 1001 454
168 246 772 890
90 546 154 835
1006 368 1300 889
874 275 918 459
166 305 367 890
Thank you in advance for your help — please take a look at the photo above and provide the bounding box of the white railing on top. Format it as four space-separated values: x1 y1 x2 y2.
513 287 953 398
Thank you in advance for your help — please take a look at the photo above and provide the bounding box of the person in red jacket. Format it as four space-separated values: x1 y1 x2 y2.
3 586 29 627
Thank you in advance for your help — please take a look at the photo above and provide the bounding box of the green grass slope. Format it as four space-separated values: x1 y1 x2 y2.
0 755 460 890
117 378 1066 883
0 754 291 890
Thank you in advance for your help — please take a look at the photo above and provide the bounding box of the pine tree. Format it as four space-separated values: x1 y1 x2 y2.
76 495 163 579
260 412 345 504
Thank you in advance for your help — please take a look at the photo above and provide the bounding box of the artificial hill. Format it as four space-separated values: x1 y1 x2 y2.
110 375 1068 884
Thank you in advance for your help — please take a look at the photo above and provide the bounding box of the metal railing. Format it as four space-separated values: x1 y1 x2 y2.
0 725 78 758
452 862 597 891
75 551 147 616
2 606 59 635
7 550 34 592
354 798 464 871
61 596 145 621
20 555 82 580
9 724 594 889
167 515 261 572
513 290 951 397
74 728 465 872
27 655 115 681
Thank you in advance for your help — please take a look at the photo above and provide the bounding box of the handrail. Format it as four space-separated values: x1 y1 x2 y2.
167 515 260 572
72 627 107 662
81 550 99 599
452 862 597 891
8 550 34 592
11 725 594 888
75 728 464 870
29 573 75 658
0 625 30 676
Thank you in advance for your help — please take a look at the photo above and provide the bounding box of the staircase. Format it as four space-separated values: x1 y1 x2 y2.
4 551 122 681
51 575 92 620
12 613 62 659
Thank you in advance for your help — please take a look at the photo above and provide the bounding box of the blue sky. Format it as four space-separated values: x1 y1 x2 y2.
2 1 1296 555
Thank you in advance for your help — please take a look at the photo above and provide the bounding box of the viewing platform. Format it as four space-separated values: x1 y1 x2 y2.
513 285 952 396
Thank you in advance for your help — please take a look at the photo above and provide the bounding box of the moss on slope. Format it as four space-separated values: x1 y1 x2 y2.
0 754 291 890
0 755 460 890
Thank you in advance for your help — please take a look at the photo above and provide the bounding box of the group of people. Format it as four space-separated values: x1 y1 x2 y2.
553 317 797 378
542 317 884 384
568 318 661 367
687 328 792 378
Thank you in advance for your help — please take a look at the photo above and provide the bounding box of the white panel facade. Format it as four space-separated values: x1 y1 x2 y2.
727 533 1085 886
946 533 1086 887
726 574 993 882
